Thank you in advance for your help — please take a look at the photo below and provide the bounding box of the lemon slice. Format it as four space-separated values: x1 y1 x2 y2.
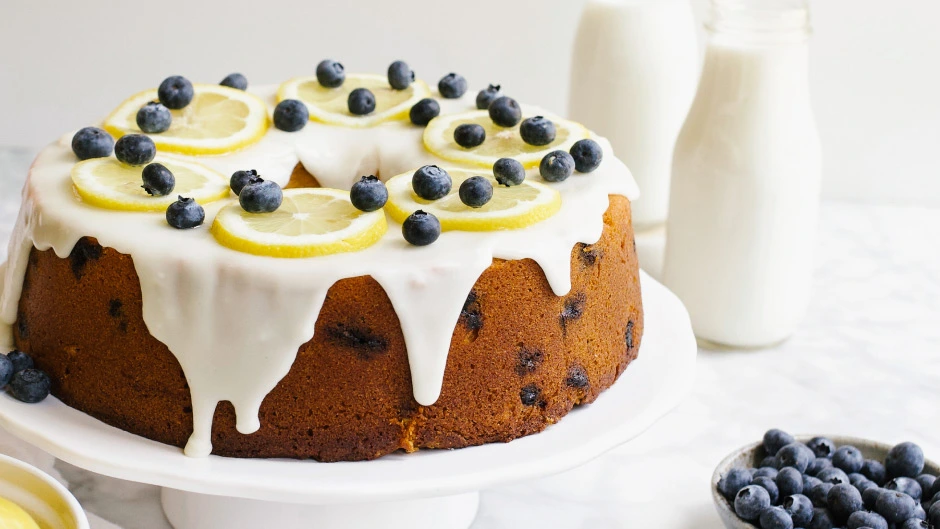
71 156 230 211
423 110 589 169
384 168 561 231
277 73 430 127
0 497 40 529
211 188 387 258
103 84 269 155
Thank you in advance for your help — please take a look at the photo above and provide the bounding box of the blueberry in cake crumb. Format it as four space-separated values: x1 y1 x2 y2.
565 365 589 389
753 475 780 505
777 467 804 497
833 445 865 474
273 99 309 132
886 477 923 501
409 98 440 126
539 150 575 182
0 355 13 389
458 176 493 208
515 346 543 376
326 324 388 358
806 436 836 458
387 60 414 90
782 494 814 526
493 158 525 187
454 123 486 148
827 483 863 524
230 169 258 196
7 350 34 374
759 506 793 529
157 75 194 110
519 384 542 407
402 210 441 246
350 175 388 212
348 88 376 115
9 369 51 403
68 237 102 279
719 467 753 501
316 60 345 88
71 127 114 160
519 116 556 146
438 73 467 99
141 163 175 196
875 490 916 523
459 290 483 331
560 292 586 332
734 485 771 521
114 134 156 166
569 138 604 173
488 96 522 127
166 196 205 229
846 510 888 529
625 320 636 350
136 102 172 134
239 177 283 213
764 429 797 456
412 165 452 200
108 299 124 319
220 72 248 90
886 442 925 479
476 84 501 110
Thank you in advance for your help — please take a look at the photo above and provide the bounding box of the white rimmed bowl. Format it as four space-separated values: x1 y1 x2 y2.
712 435 940 529
0 453 89 529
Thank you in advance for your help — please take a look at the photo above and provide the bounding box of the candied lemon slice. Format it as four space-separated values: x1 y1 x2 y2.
384 168 560 231
276 73 430 127
211 188 387 258
102 84 269 155
423 110 589 169
0 497 40 529
71 156 230 212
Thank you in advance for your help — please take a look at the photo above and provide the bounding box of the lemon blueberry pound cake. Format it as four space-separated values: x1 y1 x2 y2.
0 61 644 461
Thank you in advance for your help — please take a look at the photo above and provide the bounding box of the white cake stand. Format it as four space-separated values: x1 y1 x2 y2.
0 272 696 529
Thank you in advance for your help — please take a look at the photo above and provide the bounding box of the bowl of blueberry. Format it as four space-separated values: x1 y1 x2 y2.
713 429 940 529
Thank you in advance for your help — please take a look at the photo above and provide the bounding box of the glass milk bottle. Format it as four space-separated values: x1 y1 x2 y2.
662 0 822 348
568 0 699 230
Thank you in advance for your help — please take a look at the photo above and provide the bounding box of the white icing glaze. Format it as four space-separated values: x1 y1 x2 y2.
0 84 638 457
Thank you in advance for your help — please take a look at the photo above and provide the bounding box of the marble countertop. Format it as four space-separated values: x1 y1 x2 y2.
1 147 938 528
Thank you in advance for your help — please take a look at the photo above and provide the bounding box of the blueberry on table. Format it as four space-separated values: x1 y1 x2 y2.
833 446 865 474
230 169 258 196
488 96 522 127
71 127 114 160
412 165 452 200
239 178 283 213
719 467 753 501
886 442 925 479
754 467 779 479
158 75 194 110
402 210 441 246
734 484 771 521
6 350 33 374
807 507 834 529
166 197 205 229
458 176 493 208
493 158 525 187
316 60 345 88
0 355 13 388
885 477 922 501
476 84 501 110
141 163 175 196
454 123 486 148
808 457 834 476
782 494 814 527
273 99 309 132
350 175 388 212
348 88 376 116
220 72 249 90
806 437 836 459
409 98 440 126
862 459 887 485
9 369 51 403
777 467 804 497
817 467 851 486
136 102 172 134
828 483 864 524
387 60 414 90
777 443 815 474
569 138 604 173
754 475 780 505
846 510 888 529
539 150 575 183
519 116 556 146
437 73 467 99
114 134 156 166
875 490 917 524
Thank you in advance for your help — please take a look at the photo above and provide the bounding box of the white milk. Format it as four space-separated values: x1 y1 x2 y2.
568 0 699 230
662 0 822 348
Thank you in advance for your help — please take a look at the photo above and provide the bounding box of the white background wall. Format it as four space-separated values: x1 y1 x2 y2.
1 0 938 206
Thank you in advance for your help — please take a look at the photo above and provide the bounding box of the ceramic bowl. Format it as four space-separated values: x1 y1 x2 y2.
0 453 89 529
712 435 940 529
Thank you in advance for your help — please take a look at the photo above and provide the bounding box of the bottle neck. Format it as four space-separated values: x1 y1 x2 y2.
706 0 811 46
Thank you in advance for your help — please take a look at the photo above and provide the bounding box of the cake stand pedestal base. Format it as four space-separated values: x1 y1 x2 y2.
161 488 480 529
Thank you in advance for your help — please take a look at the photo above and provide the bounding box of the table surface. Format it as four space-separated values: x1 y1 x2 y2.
1 147 939 529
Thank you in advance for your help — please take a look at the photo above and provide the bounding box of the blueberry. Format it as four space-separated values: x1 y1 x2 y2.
387 60 414 90
915 474 936 496
929 501 940 527
437 73 467 99
350 175 388 212
833 446 865 474
855 479 878 496
886 442 925 479
141 163 175 196
409 98 440 126
220 73 248 90
914 503 927 519
348 88 376 116
0 355 13 388
476 84 501 110
755 476 780 505
761 456 780 469
778 443 815 474
755 467 780 479
230 169 258 196
539 150 575 182
493 158 525 187
846 510 888 529
7 350 33 373
114 134 156 166
402 210 441 246
763 429 797 456
885 477 922 501
783 494 814 527
239 177 282 213
719 468 753 501
71 127 114 160
316 60 345 88
818 467 851 486
809 457 834 476
849 473 869 487
862 460 887 485
569 138 604 173
806 437 836 459
519 116 556 146
777 467 804 498
875 490 917 524
807 507 833 529
803 475 823 494
931 479 940 502
157 75 194 110
811 482 834 507
454 123 486 148
165 196 205 229
760 506 794 529
828 483 864 523
735 485 772 521
9 369 51 403
927 490 940 511
273 99 309 132
412 165 452 200
136 102 172 134
458 176 493 208
488 96 522 127
862 486 883 510
899 519 930 529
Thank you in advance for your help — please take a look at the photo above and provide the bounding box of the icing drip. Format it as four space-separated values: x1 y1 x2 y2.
0 85 639 456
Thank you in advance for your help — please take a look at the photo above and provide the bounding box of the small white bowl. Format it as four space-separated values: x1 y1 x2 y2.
712 435 940 529
0 453 89 529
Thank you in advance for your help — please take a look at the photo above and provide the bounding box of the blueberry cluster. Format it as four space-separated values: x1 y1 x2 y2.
134 75 195 135
0 350 51 404
718 429 940 529
233 173 283 214
539 139 604 182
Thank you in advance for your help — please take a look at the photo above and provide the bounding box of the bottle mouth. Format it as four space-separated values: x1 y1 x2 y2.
706 0 812 42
